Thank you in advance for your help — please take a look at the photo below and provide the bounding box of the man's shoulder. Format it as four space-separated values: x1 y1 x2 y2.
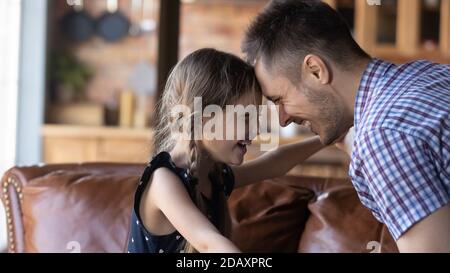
376 59 449 91
396 60 450 91
360 60 449 142
394 59 449 76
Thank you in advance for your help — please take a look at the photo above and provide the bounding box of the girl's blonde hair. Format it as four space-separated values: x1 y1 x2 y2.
153 48 261 252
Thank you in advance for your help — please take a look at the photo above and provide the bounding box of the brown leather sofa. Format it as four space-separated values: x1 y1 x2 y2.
0 163 398 253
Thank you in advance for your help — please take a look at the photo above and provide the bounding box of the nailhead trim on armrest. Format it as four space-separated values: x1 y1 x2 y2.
2 176 23 253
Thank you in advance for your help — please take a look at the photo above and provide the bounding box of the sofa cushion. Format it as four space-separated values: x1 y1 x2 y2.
298 185 398 253
21 170 138 253
229 180 313 252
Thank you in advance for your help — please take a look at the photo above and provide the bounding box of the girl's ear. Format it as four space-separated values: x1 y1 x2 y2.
303 54 331 85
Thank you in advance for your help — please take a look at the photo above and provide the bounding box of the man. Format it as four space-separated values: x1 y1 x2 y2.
242 0 450 252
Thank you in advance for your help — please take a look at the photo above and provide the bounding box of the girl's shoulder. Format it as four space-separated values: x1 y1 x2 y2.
137 152 195 199
131 152 196 232
129 152 191 253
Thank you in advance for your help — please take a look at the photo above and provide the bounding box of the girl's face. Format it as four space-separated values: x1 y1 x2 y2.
200 92 262 166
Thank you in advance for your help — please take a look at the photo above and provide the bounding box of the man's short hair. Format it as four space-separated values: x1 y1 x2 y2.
242 0 370 79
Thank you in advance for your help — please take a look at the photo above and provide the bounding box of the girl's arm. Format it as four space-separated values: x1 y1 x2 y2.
148 167 240 253
231 136 324 188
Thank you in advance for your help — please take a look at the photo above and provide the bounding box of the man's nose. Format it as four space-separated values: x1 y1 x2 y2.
278 104 291 127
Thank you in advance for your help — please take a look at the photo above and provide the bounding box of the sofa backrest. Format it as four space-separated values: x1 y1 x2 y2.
1 163 398 253
229 176 398 253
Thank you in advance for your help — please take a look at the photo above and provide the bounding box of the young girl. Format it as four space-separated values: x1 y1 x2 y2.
127 48 324 253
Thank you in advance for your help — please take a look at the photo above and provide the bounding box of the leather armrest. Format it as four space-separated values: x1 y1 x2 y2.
0 163 145 253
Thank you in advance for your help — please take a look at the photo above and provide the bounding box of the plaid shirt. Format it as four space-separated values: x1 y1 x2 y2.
349 59 450 240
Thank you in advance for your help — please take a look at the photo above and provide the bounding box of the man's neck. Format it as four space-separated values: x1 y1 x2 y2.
334 58 372 125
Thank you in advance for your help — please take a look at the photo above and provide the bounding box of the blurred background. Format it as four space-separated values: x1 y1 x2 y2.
1 0 449 252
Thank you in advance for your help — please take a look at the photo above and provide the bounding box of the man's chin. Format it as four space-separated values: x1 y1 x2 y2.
333 132 348 145
318 131 344 146
316 134 331 146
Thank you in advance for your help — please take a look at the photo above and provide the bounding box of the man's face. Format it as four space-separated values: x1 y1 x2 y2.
255 59 347 145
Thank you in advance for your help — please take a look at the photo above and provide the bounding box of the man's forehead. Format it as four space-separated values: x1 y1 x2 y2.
254 58 268 75
254 60 272 93
255 60 287 98
255 58 290 84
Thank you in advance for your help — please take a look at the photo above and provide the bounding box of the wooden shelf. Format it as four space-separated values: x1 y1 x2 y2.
42 124 153 139
42 125 347 167
324 0 450 63
42 125 154 163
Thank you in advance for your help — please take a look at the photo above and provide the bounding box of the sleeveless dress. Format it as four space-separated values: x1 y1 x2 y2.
127 151 235 253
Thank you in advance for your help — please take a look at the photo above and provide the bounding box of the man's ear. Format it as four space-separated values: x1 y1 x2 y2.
302 54 331 85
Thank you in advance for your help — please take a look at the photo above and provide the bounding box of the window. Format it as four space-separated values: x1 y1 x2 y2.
0 0 21 176
0 0 21 253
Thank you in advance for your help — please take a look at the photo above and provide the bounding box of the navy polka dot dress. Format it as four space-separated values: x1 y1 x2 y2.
127 152 235 253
